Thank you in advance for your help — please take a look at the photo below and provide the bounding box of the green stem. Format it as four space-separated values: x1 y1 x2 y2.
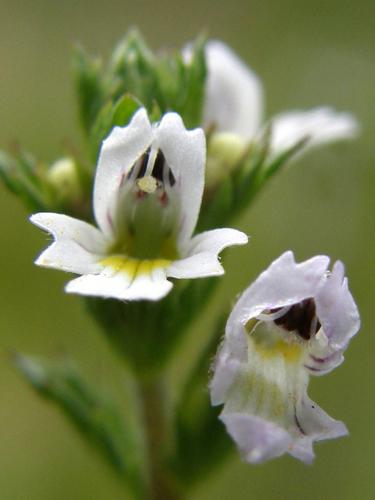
139 378 183 500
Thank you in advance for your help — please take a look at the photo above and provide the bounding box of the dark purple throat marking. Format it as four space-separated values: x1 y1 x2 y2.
132 149 176 187
151 150 165 182
271 298 321 340
137 147 151 178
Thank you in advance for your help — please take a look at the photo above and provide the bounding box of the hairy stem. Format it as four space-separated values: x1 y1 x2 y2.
139 378 183 500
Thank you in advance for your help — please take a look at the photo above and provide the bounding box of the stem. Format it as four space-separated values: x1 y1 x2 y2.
139 378 183 500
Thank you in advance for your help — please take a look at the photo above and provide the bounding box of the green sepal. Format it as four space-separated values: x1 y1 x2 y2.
109 30 163 113
86 276 219 379
14 353 147 499
95 31 206 128
89 93 143 161
175 35 207 128
155 35 207 128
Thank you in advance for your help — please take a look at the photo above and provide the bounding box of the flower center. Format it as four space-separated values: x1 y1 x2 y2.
111 148 179 260
245 299 321 362
270 298 321 340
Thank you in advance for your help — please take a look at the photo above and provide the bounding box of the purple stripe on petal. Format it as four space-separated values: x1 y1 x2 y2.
107 211 114 232
294 408 306 436
310 353 336 364
304 365 322 372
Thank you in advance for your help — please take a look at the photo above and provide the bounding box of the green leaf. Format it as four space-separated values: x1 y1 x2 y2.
0 151 21 194
176 36 207 128
262 137 309 181
197 138 267 231
15 353 147 498
0 150 50 211
73 45 105 135
198 132 308 231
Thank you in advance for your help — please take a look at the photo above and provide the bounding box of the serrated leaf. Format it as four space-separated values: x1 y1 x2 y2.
15 353 147 498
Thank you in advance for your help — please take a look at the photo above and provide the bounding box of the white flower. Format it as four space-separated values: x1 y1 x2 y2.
211 251 360 463
197 40 359 156
31 109 248 301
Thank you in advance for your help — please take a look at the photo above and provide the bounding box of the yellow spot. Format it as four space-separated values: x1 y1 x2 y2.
255 340 303 363
137 176 158 193
100 255 171 277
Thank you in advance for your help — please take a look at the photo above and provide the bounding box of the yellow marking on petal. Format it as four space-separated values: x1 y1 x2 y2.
255 340 303 363
100 255 171 277
248 321 304 364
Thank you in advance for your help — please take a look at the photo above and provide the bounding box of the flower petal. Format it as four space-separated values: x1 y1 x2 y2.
203 41 263 139
227 251 330 334
155 112 206 246
167 253 224 279
289 395 348 463
269 107 359 155
315 260 360 350
66 262 173 301
210 349 242 406
93 108 153 237
220 413 292 464
30 212 105 274
167 228 248 279
304 330 345 375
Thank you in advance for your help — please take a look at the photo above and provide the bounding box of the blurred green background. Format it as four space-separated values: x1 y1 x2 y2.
0 0 374 499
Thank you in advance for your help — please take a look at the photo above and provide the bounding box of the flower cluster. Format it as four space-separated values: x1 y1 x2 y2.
28 37 360 468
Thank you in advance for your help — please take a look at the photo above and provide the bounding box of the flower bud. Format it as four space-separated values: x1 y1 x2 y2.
206 132 247 188
47 157 82 203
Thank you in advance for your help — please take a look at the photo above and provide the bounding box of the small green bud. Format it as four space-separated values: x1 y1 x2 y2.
206 132 247 188
47 157 82 203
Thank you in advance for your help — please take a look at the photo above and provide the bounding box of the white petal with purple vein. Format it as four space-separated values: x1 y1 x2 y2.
93 108 153 237
156 112 206 247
